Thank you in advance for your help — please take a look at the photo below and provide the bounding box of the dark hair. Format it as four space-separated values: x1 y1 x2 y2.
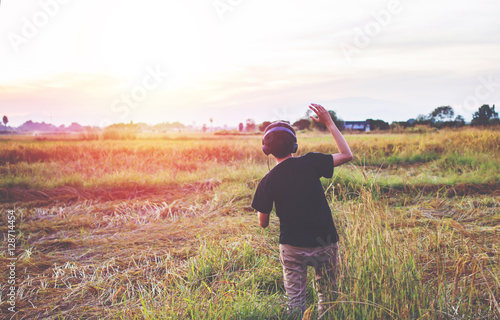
262 122 297 158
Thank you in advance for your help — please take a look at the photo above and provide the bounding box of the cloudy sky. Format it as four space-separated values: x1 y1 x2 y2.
1 0 499 127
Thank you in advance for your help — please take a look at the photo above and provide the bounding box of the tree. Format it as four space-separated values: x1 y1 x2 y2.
258 121 272 132
454 115 465 127
293 118 311 131
366 119 389 131
471 104 499 126
245 119 256 132
2 115 8 131
490 118 500 126
414 114 431 126
306 109 343 131
390 121 413 130
429 106 454 122
238 123 244 132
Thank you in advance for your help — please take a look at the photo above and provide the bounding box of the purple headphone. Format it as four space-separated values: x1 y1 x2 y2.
262 123 298 156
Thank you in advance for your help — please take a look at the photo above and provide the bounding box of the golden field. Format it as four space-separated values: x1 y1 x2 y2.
0 128 499 319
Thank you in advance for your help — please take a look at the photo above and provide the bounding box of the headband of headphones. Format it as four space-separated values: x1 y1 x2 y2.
262 124 298 156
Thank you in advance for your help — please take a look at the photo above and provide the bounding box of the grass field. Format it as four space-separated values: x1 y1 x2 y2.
1 128 499 319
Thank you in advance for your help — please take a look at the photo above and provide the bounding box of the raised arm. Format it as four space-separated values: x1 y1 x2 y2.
309 103 353 167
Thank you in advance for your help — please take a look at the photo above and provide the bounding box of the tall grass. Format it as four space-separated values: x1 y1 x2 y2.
1 129 498 193
330 189 499 319
0 128 499 319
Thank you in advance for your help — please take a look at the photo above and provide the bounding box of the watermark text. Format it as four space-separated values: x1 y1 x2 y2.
5 209 17 313
456 74 500 114
213 0 244 20
340 0 403 64
8 0 72 53
100 64 169 127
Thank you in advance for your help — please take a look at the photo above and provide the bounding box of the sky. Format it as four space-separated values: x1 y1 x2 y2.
0 0 499 127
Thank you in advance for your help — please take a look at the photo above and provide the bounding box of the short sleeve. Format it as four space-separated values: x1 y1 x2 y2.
251 176 274 214
306 153 334 179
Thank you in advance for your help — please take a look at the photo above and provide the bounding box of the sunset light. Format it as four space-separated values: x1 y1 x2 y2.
1 2 499 318
1 0 499 127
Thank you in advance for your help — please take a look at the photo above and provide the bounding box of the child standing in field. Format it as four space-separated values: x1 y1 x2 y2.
252 104 353 319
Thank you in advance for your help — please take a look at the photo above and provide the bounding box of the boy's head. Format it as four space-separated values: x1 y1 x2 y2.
262 121 298 158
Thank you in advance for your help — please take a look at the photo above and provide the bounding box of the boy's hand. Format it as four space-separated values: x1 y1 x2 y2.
309 103 334 127
310 103 353 167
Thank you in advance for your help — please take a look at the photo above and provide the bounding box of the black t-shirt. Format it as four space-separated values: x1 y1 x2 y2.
251 152 338 247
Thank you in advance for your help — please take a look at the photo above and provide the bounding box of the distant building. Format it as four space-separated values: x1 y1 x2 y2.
344 121 370 132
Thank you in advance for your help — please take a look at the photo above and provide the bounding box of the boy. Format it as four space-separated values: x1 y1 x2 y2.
251 104 353 318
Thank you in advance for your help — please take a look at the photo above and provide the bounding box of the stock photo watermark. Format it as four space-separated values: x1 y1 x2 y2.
213 0 244 20
8 0 72 53
340 0 403 64
5 209 18 313
100 64 169 127
456 74 500 114
271 106 297 122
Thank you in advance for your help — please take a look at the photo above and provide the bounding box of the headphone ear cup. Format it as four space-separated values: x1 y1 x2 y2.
262 145 271 156
291 143 298 153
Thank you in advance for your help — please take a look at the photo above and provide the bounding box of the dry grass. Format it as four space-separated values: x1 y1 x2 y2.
331 189 499 319
0 128 499 319
1 180 260 319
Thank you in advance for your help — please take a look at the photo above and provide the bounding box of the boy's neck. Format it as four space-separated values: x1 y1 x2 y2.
275 154 292 164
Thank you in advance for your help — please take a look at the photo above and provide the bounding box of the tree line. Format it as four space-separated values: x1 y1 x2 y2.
2 104 498 134
238 104 499 132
